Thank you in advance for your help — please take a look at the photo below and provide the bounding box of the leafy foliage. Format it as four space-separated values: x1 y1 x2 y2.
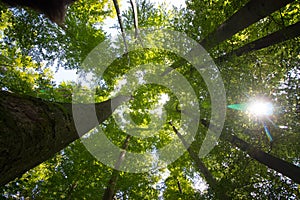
1 0 299 199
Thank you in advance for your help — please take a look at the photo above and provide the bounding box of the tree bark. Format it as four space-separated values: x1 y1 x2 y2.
113 0 129 54
216 21 300 62
129 0 139 38
0 91 129 186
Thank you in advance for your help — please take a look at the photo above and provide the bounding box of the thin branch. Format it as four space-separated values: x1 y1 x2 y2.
129 0 144 47
279 8 286 28
129 0 139 38
113 0 129 56
176 178 183 194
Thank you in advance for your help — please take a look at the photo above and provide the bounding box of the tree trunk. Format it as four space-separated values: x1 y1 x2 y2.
113 0 129 53
102 135 131 200
169 122 230 200
103 170 119 200
223 134 300 184
0 0 77 25
200 119 300 184
129 0 139 38
0 91 129 186
217 21 300 62
164 0 294 74
201 0 295 50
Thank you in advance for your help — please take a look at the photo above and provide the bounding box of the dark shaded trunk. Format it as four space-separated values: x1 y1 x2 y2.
0 0 76 25
217 21 300 62
103 170 119 200
164 0 294 74
0 91 129 186
169 122 230 200
201 0 294 50
201 119 300 184
102 135 131 200
224 134 300 184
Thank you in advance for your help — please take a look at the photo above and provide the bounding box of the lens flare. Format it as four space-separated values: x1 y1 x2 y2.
247 101 274 116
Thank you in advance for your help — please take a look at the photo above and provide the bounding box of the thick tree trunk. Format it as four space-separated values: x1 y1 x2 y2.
217 21 300 62
0 91 128 186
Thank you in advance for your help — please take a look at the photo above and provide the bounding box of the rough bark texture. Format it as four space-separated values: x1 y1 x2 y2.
217 21 300 62
0 91 128 186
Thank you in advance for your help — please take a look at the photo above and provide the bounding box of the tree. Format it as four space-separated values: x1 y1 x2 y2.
225 133 300 184
1 0 299 198
0 0 77 25
200 119 300 184
165 0 295 72
0 90 129 186
102 135 131 200
170 122 230 200
216 21 300 62
200 0 295 49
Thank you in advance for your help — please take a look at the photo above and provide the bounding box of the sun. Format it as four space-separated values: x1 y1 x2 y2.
247 101 274 117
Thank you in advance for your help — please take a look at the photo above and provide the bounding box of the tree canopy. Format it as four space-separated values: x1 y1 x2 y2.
0 0 299 199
